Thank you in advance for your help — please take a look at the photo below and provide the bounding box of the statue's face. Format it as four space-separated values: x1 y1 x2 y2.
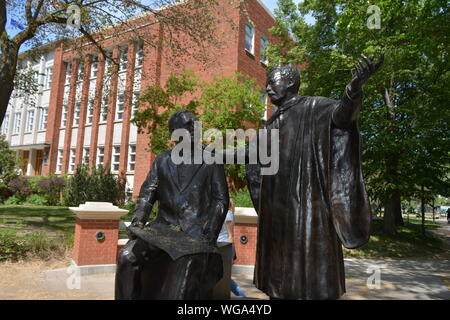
266 70 290 105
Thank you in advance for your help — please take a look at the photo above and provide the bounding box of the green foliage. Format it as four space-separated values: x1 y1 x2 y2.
36 175 67 206
0 135 18 202
230 187 253 208
4 195 23 205
268 0 450 205
134 71 266 186
25 194 48 206
63 164 126 206
0 229 28 262
7 177 31 202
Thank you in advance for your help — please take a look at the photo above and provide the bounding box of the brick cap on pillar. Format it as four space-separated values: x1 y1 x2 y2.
234 207 258 224
69 202 128 220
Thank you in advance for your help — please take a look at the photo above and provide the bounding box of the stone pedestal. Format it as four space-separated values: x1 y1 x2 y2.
233 207 258 266
70 202 128 266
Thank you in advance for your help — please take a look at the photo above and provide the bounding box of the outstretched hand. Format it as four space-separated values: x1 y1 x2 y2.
350 54 384 92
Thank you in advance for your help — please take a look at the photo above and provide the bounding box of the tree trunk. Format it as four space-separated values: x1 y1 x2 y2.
0 36 19 126
421 185 426 236
383 193 398 235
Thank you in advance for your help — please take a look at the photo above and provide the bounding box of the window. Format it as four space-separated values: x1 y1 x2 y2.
26 110 34 132
136 44 143 67
120 48 128 72
69 148 76 172
245 22 255 54
14 112 22 133
77 63 84 81
101 95 108 122
43 67 53 89
91 56 98 78
1 114 9 135
39 107 48 130
65 62 72 84
112 145 120 171
86 99 94 124
128 145 136 171
260 35 268 65
97 147 104 166
61 104 68 127
116 94 125 120
73 101 81 126
132 92 140 116
260 91 269 120
56 149 63 172
83 147 90 164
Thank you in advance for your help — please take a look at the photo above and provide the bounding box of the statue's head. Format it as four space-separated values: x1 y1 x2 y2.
168 110 197 143
266 65 300 106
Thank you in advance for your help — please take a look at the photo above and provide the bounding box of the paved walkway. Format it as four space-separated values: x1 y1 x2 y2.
1 221 449 300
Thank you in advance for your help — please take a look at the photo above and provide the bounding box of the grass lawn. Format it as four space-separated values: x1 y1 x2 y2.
343 218 448 260
0 204 134 237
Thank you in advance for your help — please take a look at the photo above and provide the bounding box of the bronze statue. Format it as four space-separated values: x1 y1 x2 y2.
115 110 229 300
246 55 384 300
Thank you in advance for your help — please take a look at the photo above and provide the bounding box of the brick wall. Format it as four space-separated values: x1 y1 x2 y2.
72 218 121 265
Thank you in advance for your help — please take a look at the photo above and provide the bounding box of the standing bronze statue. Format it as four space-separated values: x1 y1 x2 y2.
246 55 384 300
115 110 229 300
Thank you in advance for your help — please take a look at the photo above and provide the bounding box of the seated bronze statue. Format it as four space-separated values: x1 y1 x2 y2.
115 110 229 300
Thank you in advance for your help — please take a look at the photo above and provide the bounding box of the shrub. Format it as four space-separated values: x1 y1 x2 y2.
5 195 23 205
64 164 126 206
7 177 31 202
25 194 49 206
230 187 254 208
36 176 66 206
0 229 29 262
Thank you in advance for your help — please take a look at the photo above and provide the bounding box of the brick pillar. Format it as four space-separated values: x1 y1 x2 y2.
74 55 91 168
89 54 106 170
233 207 258 266
61 59 79 174
118 42 137 174
43 43 66 175
103 46 120 169
70 202 128 266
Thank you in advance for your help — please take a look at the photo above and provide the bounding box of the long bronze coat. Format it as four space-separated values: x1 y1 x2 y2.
248 91 371 300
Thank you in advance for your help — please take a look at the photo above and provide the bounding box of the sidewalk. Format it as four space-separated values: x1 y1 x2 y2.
1 258 448 300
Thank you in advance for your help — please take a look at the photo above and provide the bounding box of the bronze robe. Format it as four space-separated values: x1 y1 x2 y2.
248 92 371 300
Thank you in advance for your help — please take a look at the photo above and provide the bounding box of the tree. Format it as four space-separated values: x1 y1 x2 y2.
133 70 266 188
267 0 450 234
0 0 227 126
0 134 18 201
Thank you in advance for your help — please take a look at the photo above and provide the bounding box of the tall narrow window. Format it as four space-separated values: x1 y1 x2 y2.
97 147 104 166
135 44 143 67
14 113 21 133
128 144 136 171
26 110 34 132
101 95 108 122
245 22 255 54
39 107 48 130
61 104 68 127
65 62 72 85
116 94 125 120
132 92 140 117
260 35 268 65
73 101 81 126
44 67 53 89
77 63 84 81
86 99 94 124
56 149 63 172
69 148 76 172
91 56 98 78
1 114 9 135
112 145 120 172
120 48 128 71
83 147 90 164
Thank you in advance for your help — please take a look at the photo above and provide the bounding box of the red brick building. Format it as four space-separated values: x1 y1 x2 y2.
25 0 277 198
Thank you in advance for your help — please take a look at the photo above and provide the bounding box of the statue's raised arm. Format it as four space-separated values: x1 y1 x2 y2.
332 54 385 128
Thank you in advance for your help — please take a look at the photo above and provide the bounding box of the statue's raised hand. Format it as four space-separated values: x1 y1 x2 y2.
350 54 384 92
